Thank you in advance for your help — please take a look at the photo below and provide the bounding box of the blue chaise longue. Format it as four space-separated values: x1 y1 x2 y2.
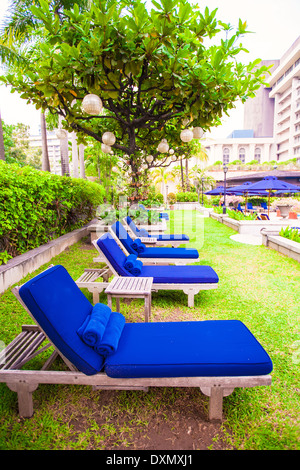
0 264 272 422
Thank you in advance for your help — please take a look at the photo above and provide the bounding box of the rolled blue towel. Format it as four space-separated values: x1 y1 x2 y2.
131 259 143 276
95 312 126 357
136 241 146 253
77 303 111 347
124 254 137 271
131 238 146 253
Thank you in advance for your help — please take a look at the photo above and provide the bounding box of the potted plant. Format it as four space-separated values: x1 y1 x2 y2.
272 197 296 219
167 192 177 209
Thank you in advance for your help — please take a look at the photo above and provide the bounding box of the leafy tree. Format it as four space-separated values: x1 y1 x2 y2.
1 120 42 168
1 0 271 200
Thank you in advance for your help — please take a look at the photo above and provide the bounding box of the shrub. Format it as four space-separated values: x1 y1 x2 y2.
279 226 300 243
0 161 105 260
176 192 198 202
226 209 257 220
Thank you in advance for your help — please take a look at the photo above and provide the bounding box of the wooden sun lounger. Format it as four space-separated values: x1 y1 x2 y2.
0 306 271 422
122 218 188 248
76 240 215 308
0 267 272 422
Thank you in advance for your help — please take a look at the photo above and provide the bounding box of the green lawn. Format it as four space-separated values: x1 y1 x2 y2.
0 211 299 450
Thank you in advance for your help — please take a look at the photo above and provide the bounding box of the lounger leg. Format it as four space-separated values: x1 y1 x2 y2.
208 386 223 422
7 382 38 418
200 385 226 422
144 293 151 322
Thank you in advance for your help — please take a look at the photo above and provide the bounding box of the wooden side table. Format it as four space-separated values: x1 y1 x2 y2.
105 277 153 322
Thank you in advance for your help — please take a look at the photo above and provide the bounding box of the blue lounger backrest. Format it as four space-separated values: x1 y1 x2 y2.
18 265 106 375
97 232 133 276
111 221 137 255
125 216 141 236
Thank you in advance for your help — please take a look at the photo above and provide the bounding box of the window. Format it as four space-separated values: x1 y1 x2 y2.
223 147 230 164
239 147 245 163
254 147 261 163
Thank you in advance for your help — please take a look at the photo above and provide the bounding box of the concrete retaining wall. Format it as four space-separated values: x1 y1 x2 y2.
261 230 300 262
210 211 300 237
0 221 95 294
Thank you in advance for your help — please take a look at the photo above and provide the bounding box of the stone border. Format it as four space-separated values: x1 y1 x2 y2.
0 220 96 294
261 229 300 262
209 211 300 237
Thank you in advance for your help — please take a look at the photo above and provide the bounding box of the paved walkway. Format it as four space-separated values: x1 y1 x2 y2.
230 234 262 245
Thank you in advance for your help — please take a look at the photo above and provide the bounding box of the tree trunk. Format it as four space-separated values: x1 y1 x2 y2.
59 115 70 176
185 158 190 191
71 132 79 178
60 134 70 176
180 158 185 191
40 112 50 171
79 143 86 178
0 110 5 161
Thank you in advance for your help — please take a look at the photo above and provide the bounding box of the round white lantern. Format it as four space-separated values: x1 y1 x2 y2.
169 148 174 154
82 94 102 115
146 155 154 163
180 129 193 143
101 143 111 154
157 140 169 153
193 127 204 139
171 155 177 161
102 131 116 146
55 129 67 139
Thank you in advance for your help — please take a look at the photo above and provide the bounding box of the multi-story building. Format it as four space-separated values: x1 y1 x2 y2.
268 36 300 162
199 37 300 169
29 128 62 175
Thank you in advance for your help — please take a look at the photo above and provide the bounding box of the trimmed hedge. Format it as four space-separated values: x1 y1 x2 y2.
0 161 105 260
176 191 198 202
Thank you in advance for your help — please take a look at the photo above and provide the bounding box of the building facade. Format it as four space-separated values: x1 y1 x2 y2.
268 36 300 162
202 133 275 167
200 36 300 169
29 129 62 175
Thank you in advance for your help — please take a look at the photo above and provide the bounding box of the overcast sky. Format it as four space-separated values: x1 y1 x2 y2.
0 0 300 137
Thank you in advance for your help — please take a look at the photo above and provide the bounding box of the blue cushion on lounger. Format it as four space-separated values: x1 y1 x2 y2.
141 264 218 284
19 265 106 376
125 216 189 241
104 320 273 378
97 234 217 283
136 247 198 259
157 234 189 241
112 221 198 259
97 233 131 277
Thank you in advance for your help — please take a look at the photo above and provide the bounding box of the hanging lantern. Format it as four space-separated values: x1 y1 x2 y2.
101 143 111 154
157 140 169 153
146 155 154 163
102 131 116 146
180 129 193 142
193 127 204 139
82 94 102 115
169 148 174 154
171 155 177 161
182 118 189 126
55 129 67 139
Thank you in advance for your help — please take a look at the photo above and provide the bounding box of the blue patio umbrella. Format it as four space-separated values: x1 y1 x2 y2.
205 185 237 196
229 181 269 212
205 186 225 195
246 176 300 216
